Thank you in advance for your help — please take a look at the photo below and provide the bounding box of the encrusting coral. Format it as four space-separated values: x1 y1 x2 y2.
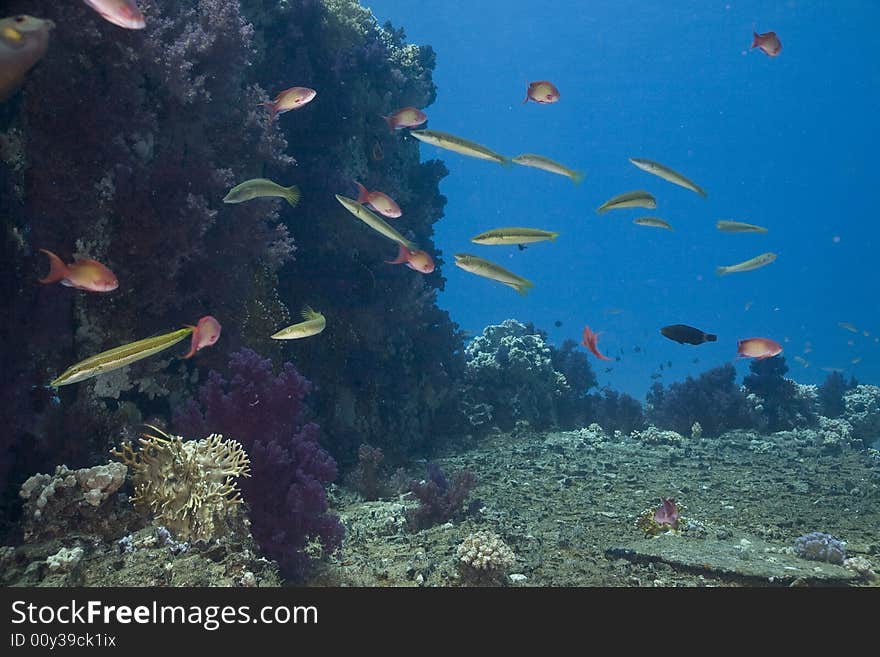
18 461 129 541
112 426 250 542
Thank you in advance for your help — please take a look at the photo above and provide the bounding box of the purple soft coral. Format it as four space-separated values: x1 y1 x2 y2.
174 348 343 579
405 462 476 531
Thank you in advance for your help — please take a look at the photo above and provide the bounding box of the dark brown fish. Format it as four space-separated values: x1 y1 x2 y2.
660 324 717 346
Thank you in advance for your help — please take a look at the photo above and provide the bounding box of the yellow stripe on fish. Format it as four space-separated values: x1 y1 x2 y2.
50 327 193 387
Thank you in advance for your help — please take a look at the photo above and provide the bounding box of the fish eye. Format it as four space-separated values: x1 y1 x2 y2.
14 16 25 23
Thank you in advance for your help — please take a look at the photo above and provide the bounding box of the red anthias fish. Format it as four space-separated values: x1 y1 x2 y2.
82 1 146 30
581 325 611 361
354 181 402 218
38 249 118 292
183 316 222 359
523 80 560 104
382 106 427 131
654 498 680 530
386 243 435 274
262 86 316 122
737 337 783 360
751 31 782 57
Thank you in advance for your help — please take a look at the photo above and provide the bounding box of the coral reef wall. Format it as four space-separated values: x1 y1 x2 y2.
0 0 462 534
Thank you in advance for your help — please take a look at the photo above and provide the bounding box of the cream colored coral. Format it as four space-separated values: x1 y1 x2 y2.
112 427 250 542
456 530 516 575
19 462 127 519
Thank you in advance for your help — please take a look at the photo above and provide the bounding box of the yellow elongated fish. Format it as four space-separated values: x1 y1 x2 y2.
716 220 768 233
633 217 673 230
597 190 656 213
454 254 533 295
223 179 301 207
628 157 707 198
511 154 585 184
271 307 326 340
715 252 777 276
471 227 559 245
0 15 54 102
335 194 417 250
50 327 193 387
409 129 510 165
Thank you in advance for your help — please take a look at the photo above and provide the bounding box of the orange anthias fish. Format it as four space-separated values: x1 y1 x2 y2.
354 181 402 218
38 249 118 292
183 316 222 359
582 325 611 361
262 86 316 122
386 243 435 274
737 337 783 360
523 80 560 104
82 1 146 30
382 106 427 131
751 31 781 57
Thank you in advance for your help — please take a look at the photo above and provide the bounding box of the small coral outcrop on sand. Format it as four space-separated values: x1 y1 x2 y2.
456 530 516 586
112 426 250 542
631 425 683 446
19 462 129 541
793 532 846 565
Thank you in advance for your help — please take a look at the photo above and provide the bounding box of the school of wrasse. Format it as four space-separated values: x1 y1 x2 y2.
1 1 788 387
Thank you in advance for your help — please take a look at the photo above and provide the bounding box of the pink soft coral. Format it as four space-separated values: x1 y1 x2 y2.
653 498 680 529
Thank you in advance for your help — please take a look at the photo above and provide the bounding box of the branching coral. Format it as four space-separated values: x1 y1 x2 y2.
112 426 250 542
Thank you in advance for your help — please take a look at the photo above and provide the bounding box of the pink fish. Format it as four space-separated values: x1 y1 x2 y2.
523 80 560 104
82 0 146 30
386 243 435 274
38 249 118 292
182 316 222 359
581 325 611 361
382 106 427 132
737 337 783 360
262 86 316 122
751 31 782 57
354 181 402 218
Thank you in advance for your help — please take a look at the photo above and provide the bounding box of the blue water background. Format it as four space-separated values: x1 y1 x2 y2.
366 0 880 397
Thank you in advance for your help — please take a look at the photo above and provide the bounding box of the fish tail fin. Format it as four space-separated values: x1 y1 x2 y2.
515 279 535 296
354 180 369 204
550 232 560 241
715 266 728 276
571 170 586 185
385 242 409 265
705 333 718 342
285 185 301 207
751 32 760 48
382 114 395 132
38 249 68 284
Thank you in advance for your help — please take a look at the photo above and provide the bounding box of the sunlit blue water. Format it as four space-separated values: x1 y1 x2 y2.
367 0 880 397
